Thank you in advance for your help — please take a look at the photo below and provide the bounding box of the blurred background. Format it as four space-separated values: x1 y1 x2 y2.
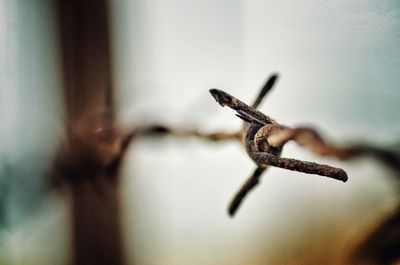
1 0 399 264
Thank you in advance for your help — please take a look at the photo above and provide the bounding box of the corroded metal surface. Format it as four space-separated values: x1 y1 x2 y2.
210 74 350 216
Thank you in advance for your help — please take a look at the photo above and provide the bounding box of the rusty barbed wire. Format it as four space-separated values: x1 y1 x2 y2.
209 75 400 216
122 74 399 218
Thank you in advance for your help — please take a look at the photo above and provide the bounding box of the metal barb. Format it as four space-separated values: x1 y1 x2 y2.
210 74 350 216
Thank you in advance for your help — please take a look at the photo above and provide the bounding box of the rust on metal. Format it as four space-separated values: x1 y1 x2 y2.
210 74 351 216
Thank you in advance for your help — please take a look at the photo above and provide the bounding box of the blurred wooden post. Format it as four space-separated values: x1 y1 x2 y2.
55 0 124 264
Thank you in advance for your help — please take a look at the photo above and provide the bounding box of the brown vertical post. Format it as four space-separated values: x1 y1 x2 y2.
56 0 114 120
55 0 124 265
